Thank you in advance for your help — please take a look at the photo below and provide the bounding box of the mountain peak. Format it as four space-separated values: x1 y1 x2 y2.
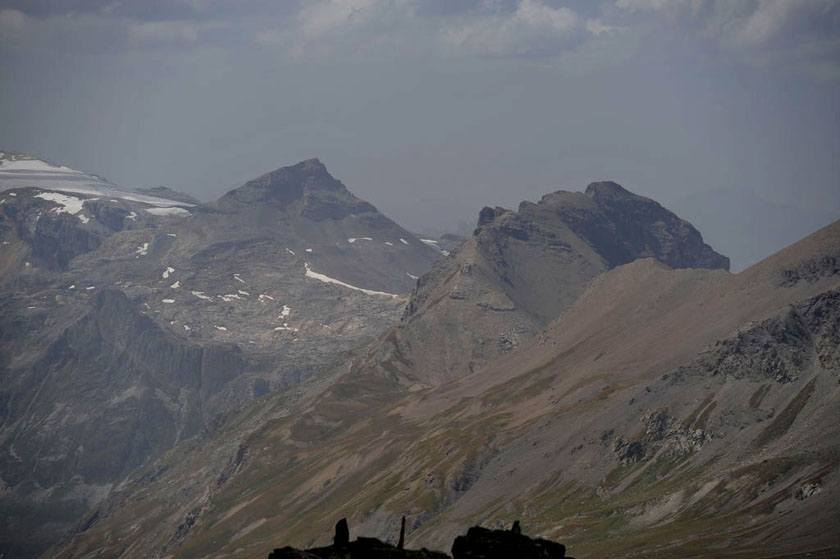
585 180 634 199
214 157 348 210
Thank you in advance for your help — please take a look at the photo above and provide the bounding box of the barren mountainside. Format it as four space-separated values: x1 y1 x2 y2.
0 156 440 558
53 220 839 559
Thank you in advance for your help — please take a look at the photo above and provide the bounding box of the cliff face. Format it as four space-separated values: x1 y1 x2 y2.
0 289 246 554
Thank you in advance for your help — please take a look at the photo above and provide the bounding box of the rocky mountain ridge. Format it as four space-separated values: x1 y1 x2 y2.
371 179 728 386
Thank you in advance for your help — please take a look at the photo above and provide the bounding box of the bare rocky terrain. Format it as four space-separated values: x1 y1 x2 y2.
54 220 839 559
0 155 440 557
53 180 830 559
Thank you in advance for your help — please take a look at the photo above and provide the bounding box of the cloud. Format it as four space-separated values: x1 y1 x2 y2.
615 0 840 80
0 8 27 30
615 0 673 12
254 0 609 60
254 0 418 57
127 20 223 44
585 19 622 36
440 0 585 57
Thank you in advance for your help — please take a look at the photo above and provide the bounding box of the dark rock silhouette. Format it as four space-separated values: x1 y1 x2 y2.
268 518 573 559
451 525 569 559
335 518 350 548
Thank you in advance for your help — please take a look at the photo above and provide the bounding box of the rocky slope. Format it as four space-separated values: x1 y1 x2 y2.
47 185 776 559
0 156 440 558
54 220 839 559
370 180 728 385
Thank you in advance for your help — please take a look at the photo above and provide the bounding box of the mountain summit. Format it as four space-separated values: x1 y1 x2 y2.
375 180 729 384
210 158 364 214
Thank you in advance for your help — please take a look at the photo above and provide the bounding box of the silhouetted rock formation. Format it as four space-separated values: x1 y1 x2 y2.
452 525 569 558
334 518 350 548
268 519 572 559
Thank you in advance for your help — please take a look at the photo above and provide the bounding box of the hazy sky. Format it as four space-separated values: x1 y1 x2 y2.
1 0 838 268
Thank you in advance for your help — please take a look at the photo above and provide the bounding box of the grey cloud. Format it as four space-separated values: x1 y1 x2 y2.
614 0 840 78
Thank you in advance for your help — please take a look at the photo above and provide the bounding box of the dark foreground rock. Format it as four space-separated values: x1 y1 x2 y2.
452 526 569 558
268 518 573 559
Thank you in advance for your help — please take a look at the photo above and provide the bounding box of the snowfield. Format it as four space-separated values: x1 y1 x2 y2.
34 192 87 216
304 262 398 298
1 154 195 209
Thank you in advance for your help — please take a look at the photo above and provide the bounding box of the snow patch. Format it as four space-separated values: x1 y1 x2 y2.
259 294 275 302
170 281 180 289
162 267 174 279
285 248 296 256
218 294 242 302
384 241 393 246
214 325 227 331
126 211 138 221
183 324 191 331
280 305 291 319
86 286 95 290
1 158 72 172
162 299 175 304
305 248 313 253
135 243 149 256
34 192 86 215
68 284 75 289
233 273 245 284
347 238 357 243
238 289 250 296
420 238 438 245
399 238 409 245
77 213 90 224
145 206 190 216
166 233 177 237
406 272 419 280
192 291 212 301
304 262 399 298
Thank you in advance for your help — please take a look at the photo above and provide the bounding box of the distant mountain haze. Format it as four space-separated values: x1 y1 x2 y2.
672 185 838 273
